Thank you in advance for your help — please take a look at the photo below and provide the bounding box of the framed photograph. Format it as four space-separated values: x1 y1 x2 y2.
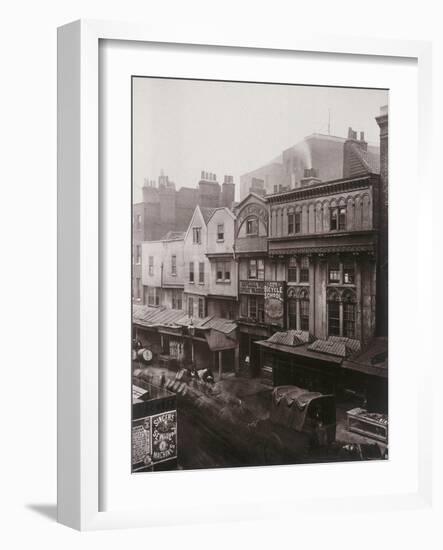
57 19 433 530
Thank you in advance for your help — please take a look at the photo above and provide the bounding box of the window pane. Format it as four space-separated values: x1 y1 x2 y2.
343 303 355 338
328 301 340 336
339 207 346 230
257 259 265 280
343 261 355 284
330 208 338 231
288 299 297 329
288 213 294 234
300 299 309 331
295 212 301 233
248 259 257 279
329 260 340 283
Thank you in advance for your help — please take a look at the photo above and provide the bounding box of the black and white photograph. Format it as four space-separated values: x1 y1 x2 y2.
131 77 389 472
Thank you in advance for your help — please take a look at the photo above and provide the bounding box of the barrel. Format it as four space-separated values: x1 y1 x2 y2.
137 348 153 364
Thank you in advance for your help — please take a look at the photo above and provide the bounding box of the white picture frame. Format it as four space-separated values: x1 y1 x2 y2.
57 19 434 531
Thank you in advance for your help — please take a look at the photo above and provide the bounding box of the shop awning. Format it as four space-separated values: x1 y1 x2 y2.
342 338 388 378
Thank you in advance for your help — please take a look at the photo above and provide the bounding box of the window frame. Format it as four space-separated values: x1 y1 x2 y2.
198 262 205 284
189 261 194 283
171 254 177 276
217 223 224 241
198 297 205 318
148 254 153 275
193 226 202 244
246 217 258 236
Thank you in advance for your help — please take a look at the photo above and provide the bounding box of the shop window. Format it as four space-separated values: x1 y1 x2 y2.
299 256 309 283
189 262 194 283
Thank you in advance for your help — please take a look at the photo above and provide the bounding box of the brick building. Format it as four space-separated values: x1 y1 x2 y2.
132 171 235 302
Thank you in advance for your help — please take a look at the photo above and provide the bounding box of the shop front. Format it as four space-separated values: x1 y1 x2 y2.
258 339 343 394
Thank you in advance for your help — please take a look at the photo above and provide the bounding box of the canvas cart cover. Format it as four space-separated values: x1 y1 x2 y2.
271 385 325 431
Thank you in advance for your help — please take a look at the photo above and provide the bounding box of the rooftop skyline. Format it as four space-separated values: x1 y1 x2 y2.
133 77 388 202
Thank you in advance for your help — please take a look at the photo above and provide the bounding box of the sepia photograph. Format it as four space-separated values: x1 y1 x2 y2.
131 77 389 472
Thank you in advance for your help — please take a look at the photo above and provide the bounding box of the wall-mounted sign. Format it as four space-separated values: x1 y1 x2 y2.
264 281 285 326
132 416 153 467
239 280 265 295
151 410 177 464
132 409 177 469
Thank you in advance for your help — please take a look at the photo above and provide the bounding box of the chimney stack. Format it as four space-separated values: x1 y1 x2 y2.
300 168 321 187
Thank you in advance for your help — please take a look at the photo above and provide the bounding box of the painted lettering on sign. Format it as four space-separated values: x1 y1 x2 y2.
264 281 286 326
151 411 177 463
132 417 152 466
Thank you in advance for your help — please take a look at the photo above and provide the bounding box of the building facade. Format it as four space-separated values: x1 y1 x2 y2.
133 171 236 303
233 193 277 375
141 232 185 311
206 207 238 320
182 206 213 320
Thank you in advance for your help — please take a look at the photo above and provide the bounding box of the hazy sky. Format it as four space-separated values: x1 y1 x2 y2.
133 77 388 202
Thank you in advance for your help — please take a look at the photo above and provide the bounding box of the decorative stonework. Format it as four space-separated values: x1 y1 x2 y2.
326 287 357 303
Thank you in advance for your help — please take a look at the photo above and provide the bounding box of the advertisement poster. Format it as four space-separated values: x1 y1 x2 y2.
151 410 177 464
132 416 152 467
264 281 285 327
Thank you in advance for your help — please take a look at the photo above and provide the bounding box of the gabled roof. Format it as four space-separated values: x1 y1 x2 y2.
234 192 267 212
205 206 236 224
199 206 217 225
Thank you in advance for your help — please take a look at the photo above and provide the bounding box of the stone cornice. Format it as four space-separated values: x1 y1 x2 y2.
267 175 376 205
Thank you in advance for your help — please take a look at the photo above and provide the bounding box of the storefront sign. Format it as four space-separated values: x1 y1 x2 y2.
132 409 177 468
151 410 177 463
264 281 285 326
239 280 265 295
